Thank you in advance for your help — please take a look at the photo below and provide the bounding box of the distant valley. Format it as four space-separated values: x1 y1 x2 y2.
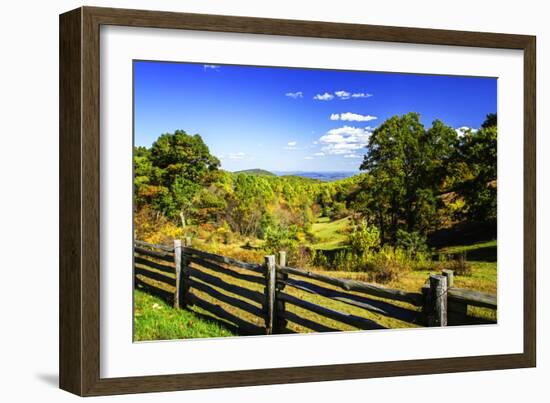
234 169 359 182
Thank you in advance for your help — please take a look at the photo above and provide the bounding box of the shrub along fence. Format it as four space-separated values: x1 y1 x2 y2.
134 239 497 335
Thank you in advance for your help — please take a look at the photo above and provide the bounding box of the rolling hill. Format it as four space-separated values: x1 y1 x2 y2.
233 169 276 176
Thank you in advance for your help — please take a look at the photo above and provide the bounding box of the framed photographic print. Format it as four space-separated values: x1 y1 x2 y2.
59 6 536 396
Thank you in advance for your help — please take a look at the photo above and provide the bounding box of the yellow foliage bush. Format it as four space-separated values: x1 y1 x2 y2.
134 207 185 245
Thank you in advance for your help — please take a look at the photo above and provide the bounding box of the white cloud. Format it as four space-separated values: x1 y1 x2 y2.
284 141 300 150
319 126 372 156
455 126 478 137
344 153 362 159
330 112 377 122
333 91 374 100
304 156 314 160
313 152 325 157
335 90 351 99
351 92 372 98
285 91 303 99
203 64 220 71
313 92 334 101
323 126 371 138
315 91 372 101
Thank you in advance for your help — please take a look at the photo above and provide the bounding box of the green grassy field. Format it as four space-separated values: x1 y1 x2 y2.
310 216 352 250
134 290 235 341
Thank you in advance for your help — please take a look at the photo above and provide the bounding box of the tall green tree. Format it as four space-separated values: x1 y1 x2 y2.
359 113 458 243
139 130 220 222
150 130 220 185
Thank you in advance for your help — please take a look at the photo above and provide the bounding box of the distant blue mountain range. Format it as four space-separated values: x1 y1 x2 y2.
273 171 360 182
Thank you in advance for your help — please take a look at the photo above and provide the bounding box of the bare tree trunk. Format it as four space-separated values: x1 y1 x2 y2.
180 211 186 228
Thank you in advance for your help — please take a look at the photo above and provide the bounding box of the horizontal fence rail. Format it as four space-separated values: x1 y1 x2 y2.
278 265 424 306
134 239 498 335
186 266 265 305
134 239 174 252
278 291 386 330
188 256 265 285
134 246 174 263
182 246 264 273
283 278 424 325
448 288 497 309
133 241 176 304
134 256 174 275
187 293 264 335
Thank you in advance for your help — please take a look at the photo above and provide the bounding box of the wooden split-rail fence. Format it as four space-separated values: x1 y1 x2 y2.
134 239 497 335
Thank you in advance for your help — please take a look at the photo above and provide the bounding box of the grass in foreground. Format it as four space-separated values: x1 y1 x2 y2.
134 290 235 341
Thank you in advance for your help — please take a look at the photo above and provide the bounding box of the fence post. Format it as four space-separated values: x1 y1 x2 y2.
264 255 276 335
275 251 288 334
173 239 182 309
427 274 448 327
178 237 193 309
441 269 454 288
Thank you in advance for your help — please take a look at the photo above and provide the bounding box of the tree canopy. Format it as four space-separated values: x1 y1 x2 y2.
357 112 496 243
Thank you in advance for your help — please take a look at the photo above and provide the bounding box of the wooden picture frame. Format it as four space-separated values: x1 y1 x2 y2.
59 6 536 396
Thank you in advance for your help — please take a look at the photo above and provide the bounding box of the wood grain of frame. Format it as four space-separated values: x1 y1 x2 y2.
59 6 536 396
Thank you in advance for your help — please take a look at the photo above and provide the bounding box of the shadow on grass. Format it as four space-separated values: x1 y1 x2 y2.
186 307 242 335
185 308 297 336
428 220 497 249
465 245 497 262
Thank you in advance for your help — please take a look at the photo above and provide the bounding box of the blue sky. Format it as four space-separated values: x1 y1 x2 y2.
134 61 496 172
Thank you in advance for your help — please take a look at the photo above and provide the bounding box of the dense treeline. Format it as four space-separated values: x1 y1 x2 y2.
134 112 496 280
355 112 496 244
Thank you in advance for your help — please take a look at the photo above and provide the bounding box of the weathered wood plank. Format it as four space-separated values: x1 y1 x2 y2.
134 277 173 304
278 292 385 330
182 246 264 273
278 266 423 306
134 267 176 287
448 288 497 309
282 310 339 333
134 240 174 253
189 279 264 318
186 267 265 304
441 269 454 288
189 256 264 285
284 278 423 325
173 240 182 309
264 255 276 335
188 293 264 335
427 275 447 327
134 246 174 263
134 256 174 275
